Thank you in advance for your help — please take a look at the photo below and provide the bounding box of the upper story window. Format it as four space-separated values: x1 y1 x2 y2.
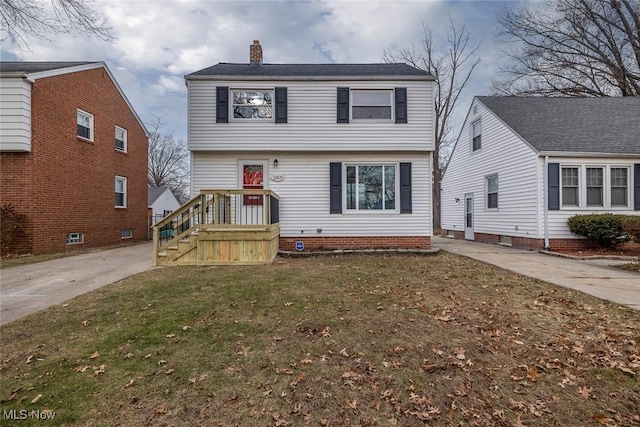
471 119 482 151
232 90 273 119
115 176 127 208
115 126 127 152
77 109 93 141
486 174 498 209
345 164 396 211
351 90 392 120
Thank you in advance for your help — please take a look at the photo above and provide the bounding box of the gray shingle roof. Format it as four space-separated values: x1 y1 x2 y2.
477 96 640 155
187 63 434 79
0 61 98 74
148 186 168 205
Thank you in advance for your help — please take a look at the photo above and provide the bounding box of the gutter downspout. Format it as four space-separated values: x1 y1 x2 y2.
543 155 550 250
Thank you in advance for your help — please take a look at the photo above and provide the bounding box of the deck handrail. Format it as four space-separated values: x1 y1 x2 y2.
152 189 280 266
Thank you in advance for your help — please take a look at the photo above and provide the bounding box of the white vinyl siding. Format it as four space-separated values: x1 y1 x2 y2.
191 152 431 238
441 99 540 238
188 79 433 152
150 188 182 224
0 77 32 152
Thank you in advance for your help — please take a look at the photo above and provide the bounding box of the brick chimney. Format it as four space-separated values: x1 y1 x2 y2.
250 40 263 65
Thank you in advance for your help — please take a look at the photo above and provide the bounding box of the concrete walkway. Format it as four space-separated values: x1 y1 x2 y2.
432 236 640 311
0 242 154 326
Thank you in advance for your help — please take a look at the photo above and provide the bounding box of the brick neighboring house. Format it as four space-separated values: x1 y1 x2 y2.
0 61 149 255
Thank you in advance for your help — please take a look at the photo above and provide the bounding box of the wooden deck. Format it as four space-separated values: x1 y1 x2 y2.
152 190 280 266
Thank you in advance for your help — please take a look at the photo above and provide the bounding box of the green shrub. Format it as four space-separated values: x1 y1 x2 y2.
567 214 626 248
620 215 640 242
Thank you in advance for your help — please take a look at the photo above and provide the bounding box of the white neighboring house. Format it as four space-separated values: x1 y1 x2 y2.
184 40 436 251
441 96 640 251
149 186 181 225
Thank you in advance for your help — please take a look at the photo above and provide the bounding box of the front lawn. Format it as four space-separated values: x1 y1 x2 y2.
1 253 638 426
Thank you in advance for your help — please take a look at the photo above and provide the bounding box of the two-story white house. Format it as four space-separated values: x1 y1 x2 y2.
441 96 640 251
178 40 436 258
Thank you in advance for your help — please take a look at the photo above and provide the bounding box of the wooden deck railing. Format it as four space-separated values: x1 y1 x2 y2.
152 189 280 265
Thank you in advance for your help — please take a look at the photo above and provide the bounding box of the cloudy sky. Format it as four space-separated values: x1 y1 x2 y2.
1 0 526 141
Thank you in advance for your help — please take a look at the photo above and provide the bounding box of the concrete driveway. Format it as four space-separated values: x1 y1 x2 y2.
0 242 154 326
432 236 640 311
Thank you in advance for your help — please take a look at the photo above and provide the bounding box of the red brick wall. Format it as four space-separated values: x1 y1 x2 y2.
279 236 431 251
441 230 638 252
0 67 148 255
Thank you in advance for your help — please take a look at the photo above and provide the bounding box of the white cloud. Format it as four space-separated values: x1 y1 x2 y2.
1 0 518 142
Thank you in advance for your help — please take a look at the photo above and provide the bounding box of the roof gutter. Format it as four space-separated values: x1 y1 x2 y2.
537 151 640 158
184 74 436 82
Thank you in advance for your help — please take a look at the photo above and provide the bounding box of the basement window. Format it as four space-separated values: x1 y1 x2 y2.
121 228 132 239
67 232 84 244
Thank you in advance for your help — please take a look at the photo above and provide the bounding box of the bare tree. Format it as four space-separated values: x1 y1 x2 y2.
0 0 112 49
493 0 640 97
148 115 190 204
383 19 481 229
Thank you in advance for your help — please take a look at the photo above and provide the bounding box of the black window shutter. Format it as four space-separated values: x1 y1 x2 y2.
395 87 407 123
275 87 287 123
548 163 560 210
634 164 640 210
216 86 229 123
400 162 412 213
337 87 349 123
330 162 342 213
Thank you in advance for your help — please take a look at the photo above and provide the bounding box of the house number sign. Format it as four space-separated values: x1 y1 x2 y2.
269 175 285 182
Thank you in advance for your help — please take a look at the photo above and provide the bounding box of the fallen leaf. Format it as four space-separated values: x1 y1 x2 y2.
340 348 349 357
124 378 135 388
90 351 99 359
82 320 89 326
25 355 33 364
578 386 592 399
94 365 106 375
73 365 90 373
31 394 42 404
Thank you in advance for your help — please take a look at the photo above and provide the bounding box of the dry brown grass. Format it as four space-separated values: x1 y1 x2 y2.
1 253 639 426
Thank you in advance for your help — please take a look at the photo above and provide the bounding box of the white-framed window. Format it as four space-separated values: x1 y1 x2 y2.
586 167 604 207
115 126 127 152
486 174 498 209
345 164 397 211
67 232 84 244
560 165 631 209
471 119 482 151
120 228 132 239
561 166 580 207
351 90 392 120
232 89 273 119
611 167 629 207
115 176 127 208
77 109 93 140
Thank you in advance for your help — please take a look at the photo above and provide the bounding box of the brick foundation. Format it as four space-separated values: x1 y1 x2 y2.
279 236 431 251
441 230 640 252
